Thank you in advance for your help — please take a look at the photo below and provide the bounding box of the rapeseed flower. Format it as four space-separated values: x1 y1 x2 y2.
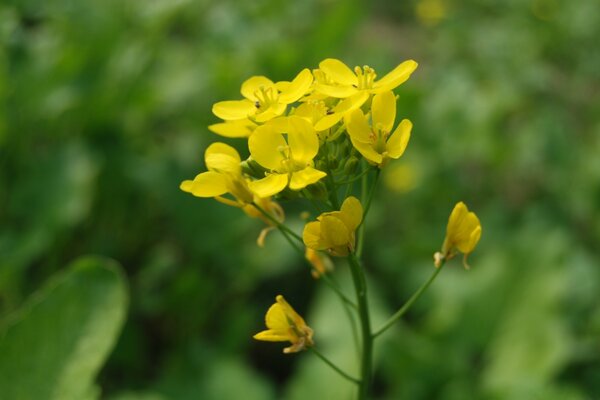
248 116 326 197
434 202 482 269
346 91 412 167
303 196 363 256
314 58 418 99
253 295 314 354
212 69 313 123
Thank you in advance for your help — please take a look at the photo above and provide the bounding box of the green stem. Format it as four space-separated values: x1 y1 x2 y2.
372 261 445 338
310 347 361 385
347 252 373 399
357 169 380 257
252 202 303 243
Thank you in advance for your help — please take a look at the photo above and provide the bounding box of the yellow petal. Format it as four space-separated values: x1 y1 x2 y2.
319 59 358 86
208 119 256 138
248 173 289 197
248 125 286 170
287 116 319 163
372 91 396 133
205 142 241 174
265 302 291 331
320 215 351 248
253 329 291 342
314 113 343 131
458 225 482 254
278 69 313 104
276 295 307 328
333 91 369 113
346 109 373 144
303 221 327 250
350 136 383 164
386 119 412 159
179 171 228 197
339 196 363 231
289 167 327 190
372 60 418 93
314 83 358 98
212 100 256 121
241 76 275 101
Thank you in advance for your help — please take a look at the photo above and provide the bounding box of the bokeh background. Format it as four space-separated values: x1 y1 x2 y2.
1 0 600 398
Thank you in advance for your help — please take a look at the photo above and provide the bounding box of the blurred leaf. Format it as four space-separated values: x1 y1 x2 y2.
0 256 128 400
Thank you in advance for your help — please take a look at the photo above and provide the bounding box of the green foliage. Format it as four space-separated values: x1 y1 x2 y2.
0 257 128 400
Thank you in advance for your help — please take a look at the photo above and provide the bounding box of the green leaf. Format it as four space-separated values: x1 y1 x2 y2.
0 256 128 400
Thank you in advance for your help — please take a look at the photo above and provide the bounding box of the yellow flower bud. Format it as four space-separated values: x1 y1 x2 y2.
436 202 482 269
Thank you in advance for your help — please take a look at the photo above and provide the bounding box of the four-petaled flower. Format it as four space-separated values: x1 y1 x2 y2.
434 201 482 269
346 90 412 168
248 116 327 197
212 69 313 123
253 295 314 354
303 196 363 257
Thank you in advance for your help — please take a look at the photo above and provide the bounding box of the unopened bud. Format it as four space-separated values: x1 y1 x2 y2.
306 181 328 200
343 156 360 175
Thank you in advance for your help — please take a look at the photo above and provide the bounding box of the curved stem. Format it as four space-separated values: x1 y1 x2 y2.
310 347 361 385
372 261 445 338
251 202 303 243
347 252 373 399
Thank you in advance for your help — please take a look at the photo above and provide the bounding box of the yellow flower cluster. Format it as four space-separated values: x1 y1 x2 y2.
181 58 418 222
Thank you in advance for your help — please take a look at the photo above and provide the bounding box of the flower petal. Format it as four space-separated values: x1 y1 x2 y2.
241 76 275 101
208 119 256 138
386 119 412 159
248 125 287 170
350 136 383 165
212 100 256 120
314 113 343 131
346 109 373 144
287 116 319 163
255 102 287 123
372 91 396 133
205 142 241 174
180 171 228 197
303 221 327 250
278 69 313 104
248 173 289 197
339 196 363 231
314 83 358 98
372 60 418 93
319 58 358 86
289 167 327 190
253 329 291 342
320 215 351 248
333 91 369 113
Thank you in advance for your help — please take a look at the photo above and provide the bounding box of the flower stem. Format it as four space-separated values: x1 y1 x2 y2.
372 261 445 338
357 169 380 258
347 252 373 399
310 347 360 385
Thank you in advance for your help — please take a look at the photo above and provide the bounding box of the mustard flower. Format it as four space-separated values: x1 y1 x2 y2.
179 142 254 205
303 196 363 256
253 295 314 354
434 202 482 269
180 143 284 245
248 116 326 197
346 90 412 168
314 58 418 99
212 69 313 123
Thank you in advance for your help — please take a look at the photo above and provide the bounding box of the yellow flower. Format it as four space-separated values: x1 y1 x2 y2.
179 142 254 205
434 202 482 269
253 295 314 354
303 196 363 256
212 69 313 123
314 58 418 99
180 143 284 245
248 116 327 197
346 90 412 168
208 118 257 138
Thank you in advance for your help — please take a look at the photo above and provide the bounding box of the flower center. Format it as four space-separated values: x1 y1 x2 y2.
277 144 306 173
370 122 389 153
253 86 279 109
354 65 377 90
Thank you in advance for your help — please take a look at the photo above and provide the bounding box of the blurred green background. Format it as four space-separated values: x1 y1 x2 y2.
1 0 600 398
